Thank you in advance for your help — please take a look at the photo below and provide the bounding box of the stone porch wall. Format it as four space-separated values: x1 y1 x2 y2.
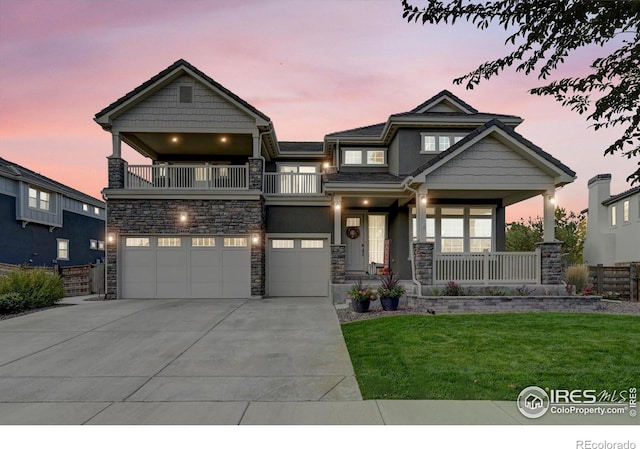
407 295 602 314
536 241 563 285
330 245 346 284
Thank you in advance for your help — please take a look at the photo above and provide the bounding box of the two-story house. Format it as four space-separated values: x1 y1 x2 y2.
583 174 640 266
0 157 105 268
97 59 575 300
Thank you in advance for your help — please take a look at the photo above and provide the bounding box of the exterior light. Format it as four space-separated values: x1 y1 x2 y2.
363 199 369 205
550 197 556 204
323 162 330 169
171 136 179 143
179 213 187 223
252 234 260 244
334 202 341 211
420 195 428 205
220 136 228 143
107 233 115 243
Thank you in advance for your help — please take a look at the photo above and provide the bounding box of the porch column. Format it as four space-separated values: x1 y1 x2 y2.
333 195 342 245
252 133 261 158
111 132 121 158
416 185 428 242
543 189 556 242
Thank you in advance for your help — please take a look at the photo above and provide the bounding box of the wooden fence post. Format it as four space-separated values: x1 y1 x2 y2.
596 264 604 295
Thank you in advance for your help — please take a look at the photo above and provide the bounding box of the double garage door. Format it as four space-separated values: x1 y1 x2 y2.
121 235 250 299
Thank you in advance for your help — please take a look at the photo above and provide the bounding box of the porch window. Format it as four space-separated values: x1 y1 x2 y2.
368 215 386 264
411 206 494 253
278 165 318 194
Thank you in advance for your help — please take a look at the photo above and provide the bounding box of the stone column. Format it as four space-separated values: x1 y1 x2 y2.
331 244 346 284
536 241 563 284
108 157 125 189
248 158 263 191
413 242 434 286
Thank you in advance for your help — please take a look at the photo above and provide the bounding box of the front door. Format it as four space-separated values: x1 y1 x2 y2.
345 213 365 272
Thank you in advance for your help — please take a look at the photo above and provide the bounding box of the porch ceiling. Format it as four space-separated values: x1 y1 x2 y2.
121 132 253 160
339 194 411 209
425 188 544 206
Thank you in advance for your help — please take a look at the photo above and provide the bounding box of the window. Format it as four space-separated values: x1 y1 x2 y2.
125 237 150 247
368 215 386 264
98 241 105 251
224 237 248 247
342 149 386 166
178 85 193 104
192 237 215 247
421 133 466 153
28 186 51 211
611 205 617 226
278 165 318 194
301 240 324 249
93 206 100 215
90 240 98 250
57 239 69 260
411 206 494 253
158 237 181 247
346 217 361 227
272 240 294 249
82 204 89 212
623 200 630 223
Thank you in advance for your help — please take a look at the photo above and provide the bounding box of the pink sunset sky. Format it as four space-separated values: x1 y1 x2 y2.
0 0 633 222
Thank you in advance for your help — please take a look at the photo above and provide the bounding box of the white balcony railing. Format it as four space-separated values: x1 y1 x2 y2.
125 164 249 190
434 250 540 285
264 172 323 195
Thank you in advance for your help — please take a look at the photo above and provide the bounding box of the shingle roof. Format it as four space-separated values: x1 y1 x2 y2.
602 185 640 206
325 122 387 139
323 172 403 184
278 141 324 153
410 90 478 113
0 157 104 206
94 59 271 123
410 119 576 178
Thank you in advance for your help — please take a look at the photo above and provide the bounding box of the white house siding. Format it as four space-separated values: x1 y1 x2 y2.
427 137 551 188
612 196 640 264
113 75 256 131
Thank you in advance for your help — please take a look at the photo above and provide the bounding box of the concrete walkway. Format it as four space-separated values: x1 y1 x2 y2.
0 296 637 425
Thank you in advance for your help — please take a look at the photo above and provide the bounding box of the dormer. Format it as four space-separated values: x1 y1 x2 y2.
410 90 479 114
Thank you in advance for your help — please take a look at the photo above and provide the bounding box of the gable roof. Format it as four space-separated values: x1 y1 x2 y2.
0 157 104 206
410 119 576 180
410 90 478 114
94 59 271 126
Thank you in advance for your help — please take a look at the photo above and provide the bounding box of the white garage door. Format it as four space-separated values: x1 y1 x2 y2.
121 236 250 299
267 237 329 297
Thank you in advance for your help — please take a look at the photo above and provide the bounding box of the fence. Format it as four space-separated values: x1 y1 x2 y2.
1 263 105 297
588 264 638 301
434 250 540 285
126 164 249 190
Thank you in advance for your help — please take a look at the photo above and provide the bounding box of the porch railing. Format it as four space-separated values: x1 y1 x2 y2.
263 172 323 195
434 250 540 285
125 164 249 190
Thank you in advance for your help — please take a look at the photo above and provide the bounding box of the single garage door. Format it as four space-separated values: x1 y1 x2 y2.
267 237 329 297
121 235 250 299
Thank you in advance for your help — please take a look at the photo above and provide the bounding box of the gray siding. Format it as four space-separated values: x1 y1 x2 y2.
113 75 256 131
427 137 551 187
0 176 18 196
266 206 332 235
15 182 63 228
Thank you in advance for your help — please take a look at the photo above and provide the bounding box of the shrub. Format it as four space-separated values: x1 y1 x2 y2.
0 293 28 314
565 264 589 294
442 280 464 296
514 285 533 296
0 268 64 308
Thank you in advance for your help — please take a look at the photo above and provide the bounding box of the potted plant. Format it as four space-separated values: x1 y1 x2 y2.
377 271 406 311
347 279 378 313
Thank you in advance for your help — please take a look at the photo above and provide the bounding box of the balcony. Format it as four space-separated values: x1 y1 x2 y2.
264 172 323 196
125 164 249 190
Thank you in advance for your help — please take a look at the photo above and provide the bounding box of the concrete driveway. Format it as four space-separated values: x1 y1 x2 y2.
0 296 362 424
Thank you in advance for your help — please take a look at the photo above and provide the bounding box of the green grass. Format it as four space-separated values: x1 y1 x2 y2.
341 313 640 400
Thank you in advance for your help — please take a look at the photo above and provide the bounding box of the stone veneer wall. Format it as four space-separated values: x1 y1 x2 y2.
330 245 346 284
248 158 263 191
537 241 563 285
407 295 602 314
106 198 265 298
412 242 434 287
107 157 125 189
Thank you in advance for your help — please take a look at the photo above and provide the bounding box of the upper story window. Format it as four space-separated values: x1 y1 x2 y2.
611 205 617 226
623 200 630 223
28 186 51 211
178 85 193 104
421 133 465 153
342 149 386 166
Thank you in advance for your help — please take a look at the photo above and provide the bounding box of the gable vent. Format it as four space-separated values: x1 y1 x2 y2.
179 85 193 104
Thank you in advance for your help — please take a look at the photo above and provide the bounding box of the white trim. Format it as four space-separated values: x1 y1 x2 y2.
341 148 388 167
56 238 69 261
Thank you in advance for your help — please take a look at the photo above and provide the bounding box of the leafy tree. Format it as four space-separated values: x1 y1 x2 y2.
402 0 640 185
506 207 586 264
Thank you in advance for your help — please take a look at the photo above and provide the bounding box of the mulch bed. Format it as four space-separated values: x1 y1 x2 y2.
337 299 640 323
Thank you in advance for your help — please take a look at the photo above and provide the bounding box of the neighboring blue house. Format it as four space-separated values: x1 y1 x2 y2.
0 157 106 267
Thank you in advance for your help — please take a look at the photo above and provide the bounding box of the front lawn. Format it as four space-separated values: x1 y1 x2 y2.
341 313 640 400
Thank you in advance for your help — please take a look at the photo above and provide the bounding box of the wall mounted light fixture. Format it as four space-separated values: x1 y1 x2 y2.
107 233 115 244
420 195 428 205
179 212 188 223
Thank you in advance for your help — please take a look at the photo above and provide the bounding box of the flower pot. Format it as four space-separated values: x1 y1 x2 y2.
352 299 370 313
380 296 399 311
